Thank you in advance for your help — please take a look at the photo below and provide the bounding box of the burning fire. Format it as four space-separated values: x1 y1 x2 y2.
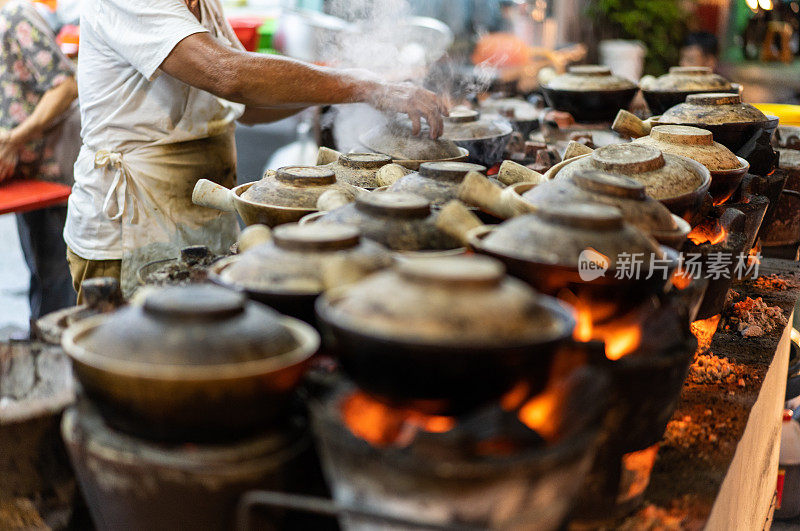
518 387 561 442
619 444 660 503
688 219 728 246
341 392 454 448
690 314 722 354
566 294 643 360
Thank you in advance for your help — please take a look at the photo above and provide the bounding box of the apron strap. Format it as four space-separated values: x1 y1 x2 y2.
95 150 139 224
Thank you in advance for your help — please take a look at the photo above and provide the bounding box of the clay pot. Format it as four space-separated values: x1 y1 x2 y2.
640 67 733 115
548 143 712 224
542 65 639 123
62 285 319 441
437 201 677 324
633 125 749 204
441 109 514 167
387 161 488 207
192 166 363 227
301 191 462 253
512 170 690 249
136 245 222 287
359 118 469 170
316 255 575 414
35 277 124 345
480 97 542 137
210 223 392 325
319 150 394 190
613 95 778 174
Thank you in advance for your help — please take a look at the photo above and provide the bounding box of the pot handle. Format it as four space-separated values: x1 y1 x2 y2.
436 200 485 246
458 171 532 219
374 163 408 188
238 224 272 253
612 110 652 139
316 189 358 211
563 140 594 160
192 179 236 212
235 490 482 531
316 146 341 166
497 160 545 186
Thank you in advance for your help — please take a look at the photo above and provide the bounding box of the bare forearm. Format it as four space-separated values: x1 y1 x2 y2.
161 33 447 137
10 77 77 144
238 105 308 125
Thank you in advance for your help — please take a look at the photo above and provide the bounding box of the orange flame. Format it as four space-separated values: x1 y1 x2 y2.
518 388 561 441
341 392 455 448
688 219 728 246
564 292 642 360
671 267 692 290
619 444 660 503
690 314 721 354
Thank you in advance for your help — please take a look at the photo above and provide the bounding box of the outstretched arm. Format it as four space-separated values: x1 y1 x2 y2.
160 33 447 137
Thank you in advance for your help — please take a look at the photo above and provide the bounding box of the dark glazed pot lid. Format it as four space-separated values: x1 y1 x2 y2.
73 285 300 365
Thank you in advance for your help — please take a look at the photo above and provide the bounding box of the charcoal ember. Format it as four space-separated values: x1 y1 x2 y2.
722 296 788 338
524 141 548 159
688 353 737 384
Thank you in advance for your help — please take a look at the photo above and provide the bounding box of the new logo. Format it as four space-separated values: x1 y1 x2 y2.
578 248 609 281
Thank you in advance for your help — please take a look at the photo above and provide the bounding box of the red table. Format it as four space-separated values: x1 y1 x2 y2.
0 179 71 215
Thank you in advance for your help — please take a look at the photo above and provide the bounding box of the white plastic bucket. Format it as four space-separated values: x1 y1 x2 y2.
599 39 647 83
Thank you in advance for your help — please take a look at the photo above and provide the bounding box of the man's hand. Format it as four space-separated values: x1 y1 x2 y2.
368 82 449 139
0 132 20 183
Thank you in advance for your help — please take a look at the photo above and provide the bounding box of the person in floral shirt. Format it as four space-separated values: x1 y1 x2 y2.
0 0 79 327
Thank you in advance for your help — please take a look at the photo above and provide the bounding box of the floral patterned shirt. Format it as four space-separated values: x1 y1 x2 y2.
0 0 74 181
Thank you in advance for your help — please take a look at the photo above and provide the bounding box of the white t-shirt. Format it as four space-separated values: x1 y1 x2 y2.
65 0 244 260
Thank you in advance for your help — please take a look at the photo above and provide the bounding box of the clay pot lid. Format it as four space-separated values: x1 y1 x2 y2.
360 120 464 161
570 170 647 199
418 161 487 181
479 98 540 121
591 144 666 174
536 202 625 231
276 166 337 186
339 153 392 169
520 171 679 235
546 65 636 91
355 191 431 219
556 144 707 200
636 125 742 171
273 223 361 252
322 255 573 346
642 67 733 92
445 109 480 123
397 254 504 287
481 202 664 270
442 109 513 141
660 92 767 125
73 285 300 365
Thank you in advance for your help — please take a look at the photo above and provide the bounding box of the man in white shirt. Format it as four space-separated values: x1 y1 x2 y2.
65 0 448 298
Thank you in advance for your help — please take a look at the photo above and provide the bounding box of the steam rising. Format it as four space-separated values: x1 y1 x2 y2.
319 0 491 152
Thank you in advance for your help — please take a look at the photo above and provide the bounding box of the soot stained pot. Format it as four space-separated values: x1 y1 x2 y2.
301 191 462 253
510 170 691 249
387 161 488 208
359 118 469 170
542 65 639 123
437 201 676 324
35 277 124 345
321 152 394 190
550 143 711 224
316 255 575 414
441 108 514 167
479 97 543 138
61 285 319 441
136 245 222 287
210 223 392 325
659 93 777 159
192 166 363 227
632 125 749 205
640 67 734 115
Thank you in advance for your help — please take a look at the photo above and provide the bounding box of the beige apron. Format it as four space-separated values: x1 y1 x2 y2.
93 0 242 297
